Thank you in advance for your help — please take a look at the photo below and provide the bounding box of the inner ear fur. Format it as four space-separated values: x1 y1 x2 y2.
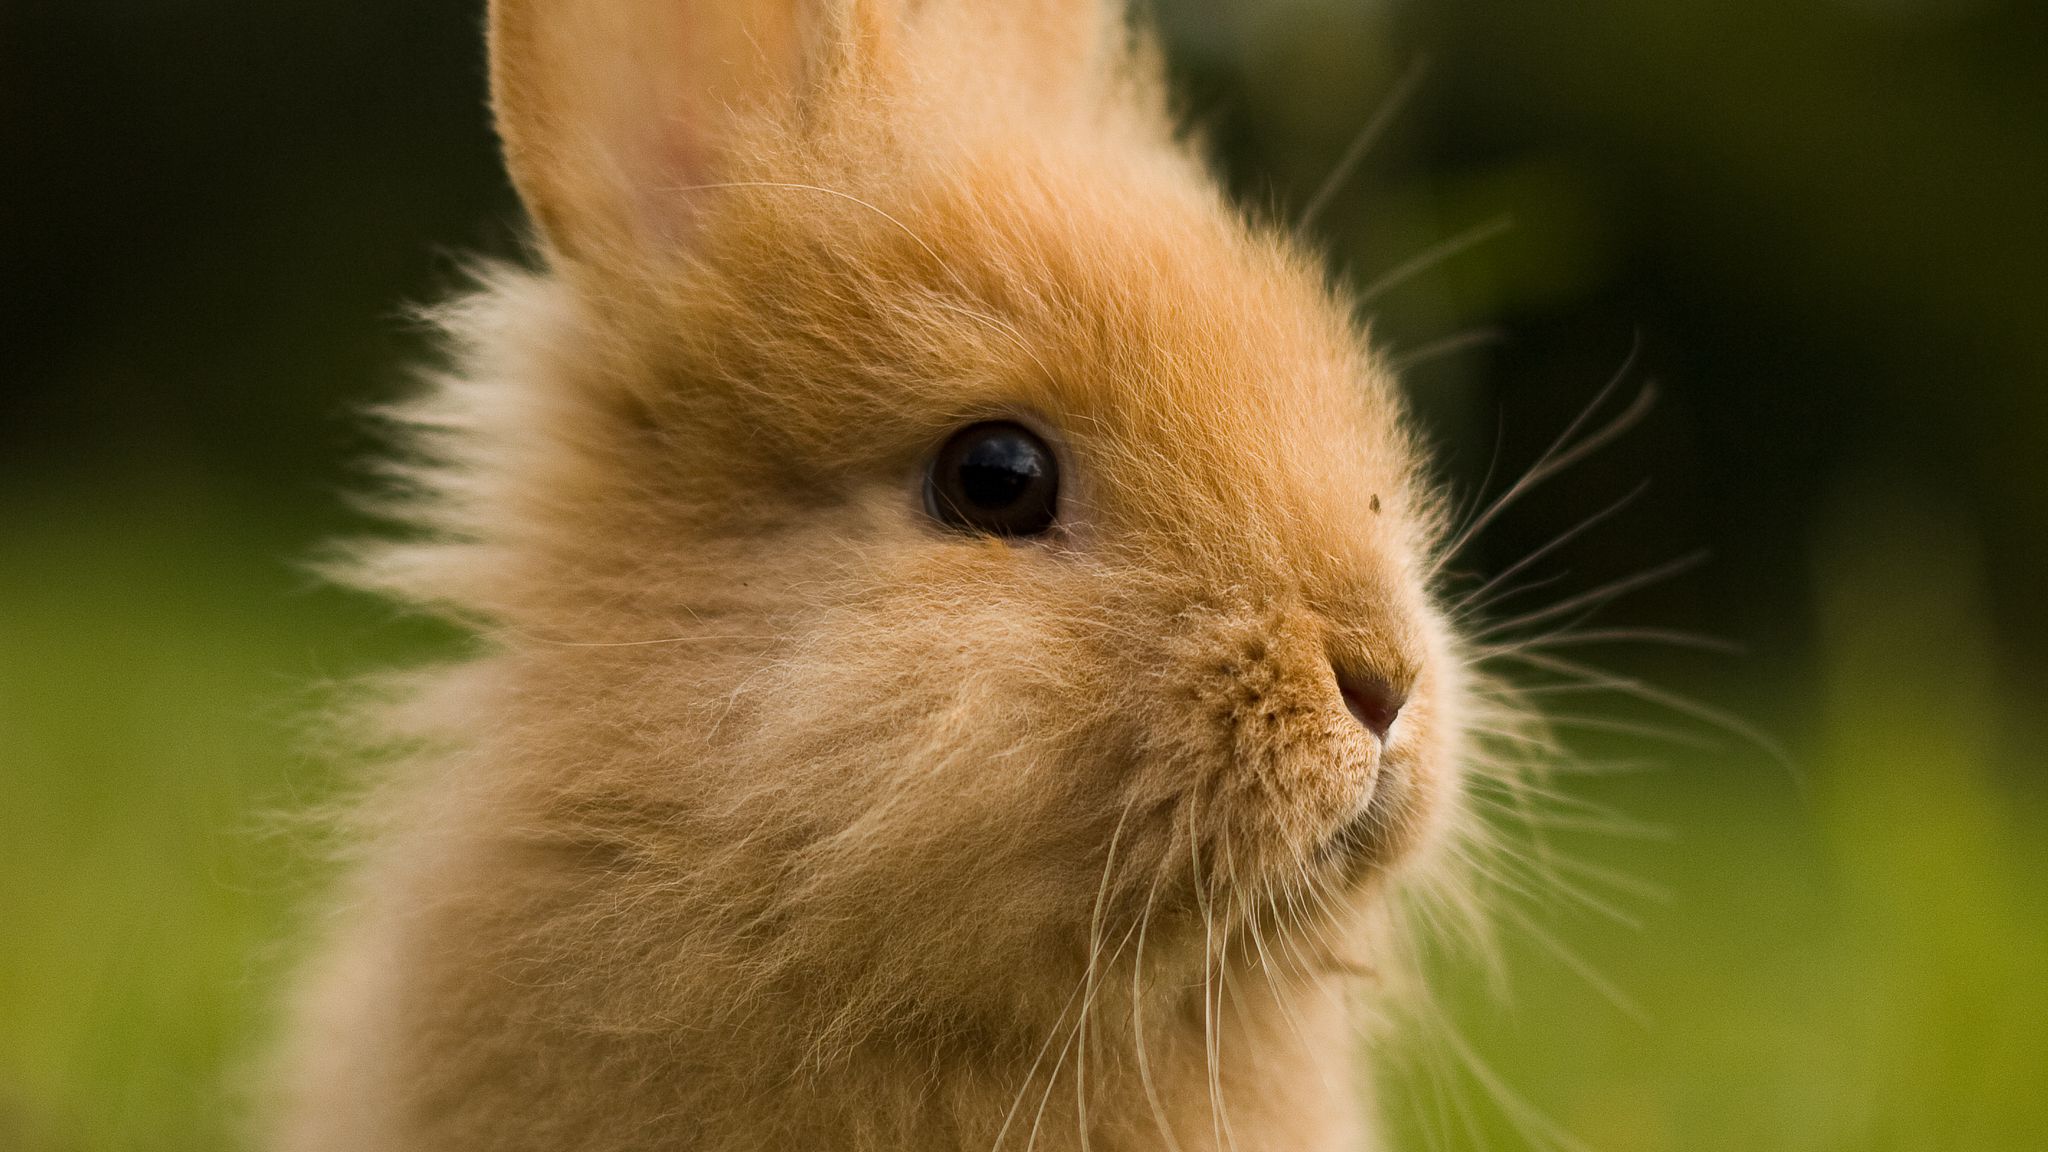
488 0 1128 269
489 0 837 265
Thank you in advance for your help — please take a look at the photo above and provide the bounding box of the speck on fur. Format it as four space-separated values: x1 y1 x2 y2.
266 2 1530 1150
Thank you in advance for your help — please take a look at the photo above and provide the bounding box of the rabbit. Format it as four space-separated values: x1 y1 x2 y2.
267 1 1500 1149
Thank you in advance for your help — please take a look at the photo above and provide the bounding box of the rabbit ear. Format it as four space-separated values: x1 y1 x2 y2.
488 0 889 265
490 1 1137 265
933 0 1129 114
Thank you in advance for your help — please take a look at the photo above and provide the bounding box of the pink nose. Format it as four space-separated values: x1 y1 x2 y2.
1338 671 1406 744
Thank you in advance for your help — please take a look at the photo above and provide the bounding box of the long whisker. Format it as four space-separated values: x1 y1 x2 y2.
1458 570 1579 624
1473 627 1743 658
1438 1011 1593 1152
1129 857 1185 1152
1191 805 1229 1152
1298 56 1432 233
1432 344 1653 575
1453 481 1652 617
1544 850 1673 905
1073 801 1139 1152
1357 215 1514 308
1527 712 1721 750
1496 649 1800 782
1456 842 1643 932
1475 551 1708 640
990 966 1092 1152
1024 1002 1087 1152
1388 326 1506 374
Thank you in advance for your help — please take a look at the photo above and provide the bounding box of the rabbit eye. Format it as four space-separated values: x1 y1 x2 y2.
925 421 1061 537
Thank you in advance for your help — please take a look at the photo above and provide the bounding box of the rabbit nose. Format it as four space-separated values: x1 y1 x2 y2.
1337 668 1407 744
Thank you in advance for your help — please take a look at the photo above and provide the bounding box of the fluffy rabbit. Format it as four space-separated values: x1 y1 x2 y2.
271 1 1490 1148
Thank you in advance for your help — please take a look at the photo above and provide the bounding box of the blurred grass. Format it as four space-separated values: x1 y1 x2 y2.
0 492 447 1150
2 491 2042 1151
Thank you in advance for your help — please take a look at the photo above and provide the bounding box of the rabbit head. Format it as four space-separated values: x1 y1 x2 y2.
338 0 1473 1112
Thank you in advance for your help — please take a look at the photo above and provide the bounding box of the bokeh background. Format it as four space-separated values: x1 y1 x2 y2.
3 0 2044 1148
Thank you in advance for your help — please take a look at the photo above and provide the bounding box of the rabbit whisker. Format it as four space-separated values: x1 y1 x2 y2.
1432 342 1652 576
1298 55 1432 233
1387 325 1506 374
1474 551 1708 641
1357 215 1514 308
1452 479 1652 618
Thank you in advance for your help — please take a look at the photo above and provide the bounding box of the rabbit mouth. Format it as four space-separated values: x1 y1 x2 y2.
1317 752 1422 872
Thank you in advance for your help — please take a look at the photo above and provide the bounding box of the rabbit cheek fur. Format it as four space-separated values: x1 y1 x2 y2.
271 1 1474 1150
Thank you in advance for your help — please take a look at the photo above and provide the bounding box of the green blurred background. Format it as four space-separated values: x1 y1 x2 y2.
2 1 2044 1148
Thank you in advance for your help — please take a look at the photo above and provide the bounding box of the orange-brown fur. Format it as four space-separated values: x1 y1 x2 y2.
270 2 1486 1148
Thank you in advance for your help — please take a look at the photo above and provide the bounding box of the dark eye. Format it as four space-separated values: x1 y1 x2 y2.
925 421 1061 537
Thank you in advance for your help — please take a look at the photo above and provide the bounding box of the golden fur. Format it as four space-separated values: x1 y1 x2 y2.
270 1 1495 1148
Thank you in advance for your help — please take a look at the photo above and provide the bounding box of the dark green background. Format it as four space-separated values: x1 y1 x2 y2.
4 1 2044 1148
